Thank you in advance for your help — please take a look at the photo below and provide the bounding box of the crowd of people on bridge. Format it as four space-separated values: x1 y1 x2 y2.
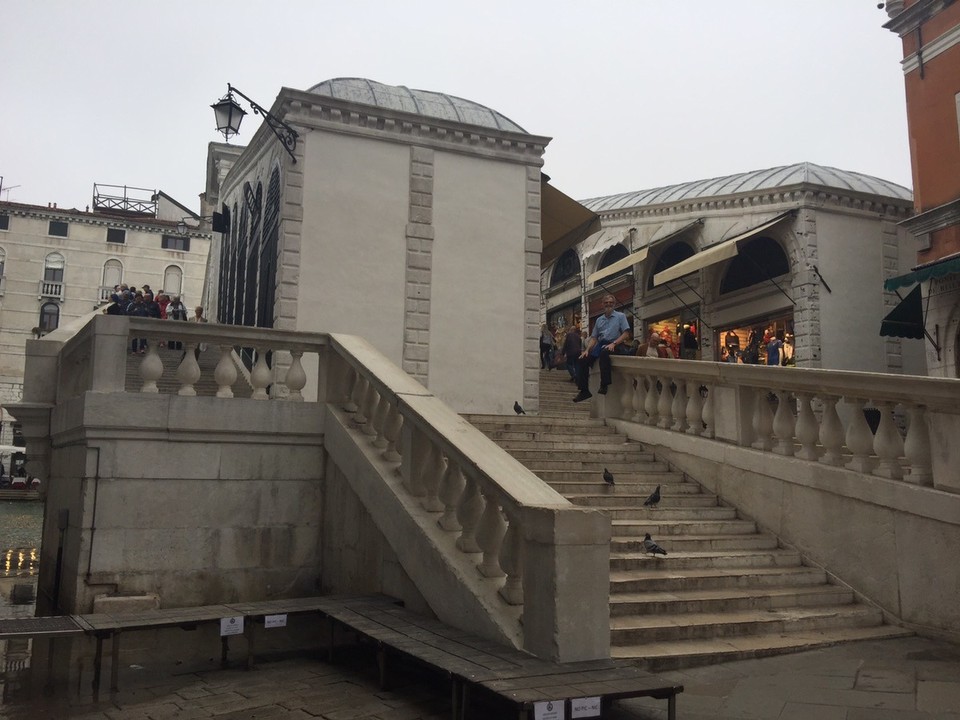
105 284 206 354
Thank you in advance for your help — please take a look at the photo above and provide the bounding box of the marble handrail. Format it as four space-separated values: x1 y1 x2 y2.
608 356 960 491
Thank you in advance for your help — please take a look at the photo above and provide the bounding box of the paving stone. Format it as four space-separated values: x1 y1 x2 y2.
777 702 847 719
855 666 917 693
917 680 960 714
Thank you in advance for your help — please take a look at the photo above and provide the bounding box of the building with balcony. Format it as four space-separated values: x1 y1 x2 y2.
0 186 212 420
542 163 926 376
882 0 960 377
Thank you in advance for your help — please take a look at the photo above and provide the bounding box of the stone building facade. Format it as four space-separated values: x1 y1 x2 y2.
202 78 561 414
0 189 211 448
542 163 926 376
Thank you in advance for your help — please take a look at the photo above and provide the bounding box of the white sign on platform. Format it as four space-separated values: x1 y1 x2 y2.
571 696 601 718
534 700 565 720
220 616 244 636
264 614 287 629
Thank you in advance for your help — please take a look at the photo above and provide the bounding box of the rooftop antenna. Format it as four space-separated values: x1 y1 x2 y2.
0 177 22 201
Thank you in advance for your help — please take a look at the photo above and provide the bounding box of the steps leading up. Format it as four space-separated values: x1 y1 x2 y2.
466 368 907 669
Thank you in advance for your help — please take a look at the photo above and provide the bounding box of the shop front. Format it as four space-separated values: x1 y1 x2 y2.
716 313 794 365
644 307 702 359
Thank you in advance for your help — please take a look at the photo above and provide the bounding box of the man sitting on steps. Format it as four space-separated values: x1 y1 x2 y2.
573 294 631 403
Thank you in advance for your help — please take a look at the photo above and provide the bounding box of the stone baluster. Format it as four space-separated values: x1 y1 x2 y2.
420 445 445 512
632 376 647 423
701 384 715 439
656 377 673 429
772 391 796 456
671 379 688 432
476 493 507 578
371 394 390 449
352 376 369 424
685 382 703 436
644 377 659 425
456 475 483 553
872 402 904 480
139 343 163 393
751 389 774 451
176 346 202 396
250 349 271 400
342 368 359 412
818 395 845 466
284 350 307 401
903 404 933 486
498 514 523 606
844 398 876 473
361 385 379 437
214 346 238 398
794 393 820 460
402 428 427 498
619 376 633 420
382 403 403 463
438 461 466 531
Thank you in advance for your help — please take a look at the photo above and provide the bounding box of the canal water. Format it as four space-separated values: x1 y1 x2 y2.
0 500 42 585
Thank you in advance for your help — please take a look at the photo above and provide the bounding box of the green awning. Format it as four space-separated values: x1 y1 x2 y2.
884 254 960 291
879 285 924 340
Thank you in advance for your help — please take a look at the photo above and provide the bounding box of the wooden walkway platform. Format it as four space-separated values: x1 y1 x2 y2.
0 594 683 718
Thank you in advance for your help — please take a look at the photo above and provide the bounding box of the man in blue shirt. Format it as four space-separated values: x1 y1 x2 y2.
574 295 631 402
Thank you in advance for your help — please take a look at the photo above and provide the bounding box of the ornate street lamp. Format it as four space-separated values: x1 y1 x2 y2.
211 83 299 163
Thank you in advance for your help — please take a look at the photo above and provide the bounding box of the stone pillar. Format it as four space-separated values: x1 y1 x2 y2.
403 146 435 385
520 506 611 662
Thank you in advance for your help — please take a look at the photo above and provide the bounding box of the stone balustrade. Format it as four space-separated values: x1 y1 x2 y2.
606 357 960 494
19 315 610 662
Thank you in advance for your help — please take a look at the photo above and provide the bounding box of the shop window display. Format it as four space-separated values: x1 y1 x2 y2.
717 317 794 365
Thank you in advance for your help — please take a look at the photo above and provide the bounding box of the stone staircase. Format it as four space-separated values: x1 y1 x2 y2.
124 342 252 397
466 369 909 670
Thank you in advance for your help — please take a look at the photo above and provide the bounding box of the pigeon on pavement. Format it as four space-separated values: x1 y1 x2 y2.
602 468 615 485
643 484 661 508
643 533 667 556
513 401 526 415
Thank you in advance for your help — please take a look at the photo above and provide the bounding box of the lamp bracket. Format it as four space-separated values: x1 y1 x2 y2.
227 83 299 163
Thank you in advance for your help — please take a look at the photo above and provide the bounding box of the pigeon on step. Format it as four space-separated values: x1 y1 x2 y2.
602 468 615 485
513 401 526 415
643 484 661 508
643 533 667 556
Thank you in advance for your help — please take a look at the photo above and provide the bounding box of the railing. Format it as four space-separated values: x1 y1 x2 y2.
606 357 960 492
38 280 64 300
37 315 610 661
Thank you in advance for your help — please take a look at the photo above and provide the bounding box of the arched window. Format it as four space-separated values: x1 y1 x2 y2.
163 265 183 297
550 249 580 287
719 236 790 295
648 242 695 289
102 259 123 290
39 302 60 334
44 252 65 282
596 244 629 283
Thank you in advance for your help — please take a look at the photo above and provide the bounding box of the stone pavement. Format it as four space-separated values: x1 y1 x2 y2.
1 636 958 719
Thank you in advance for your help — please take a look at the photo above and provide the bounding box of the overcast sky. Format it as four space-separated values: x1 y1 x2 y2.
1 1 909 212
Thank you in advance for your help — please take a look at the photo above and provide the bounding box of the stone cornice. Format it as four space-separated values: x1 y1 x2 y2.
884 0 955 34
0 203 212 238
900 19 960 72
592 184 913 225
900 197 960 234
278 87 549 166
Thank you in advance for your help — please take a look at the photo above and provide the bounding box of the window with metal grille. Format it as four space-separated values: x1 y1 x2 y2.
48 220 68 237
107 228 126 243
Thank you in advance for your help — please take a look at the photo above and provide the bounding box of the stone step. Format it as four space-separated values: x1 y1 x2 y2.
480 428 622 442
611 533 778 553
600 506 738 520
613 625 914 671
514 459 665 472
495 440 648 452
567 493 719 509
504 448 654 462
466 416 607 429
609 604 884 645
544 479 693 494
609 584 855 616
609 548 802 571
609 565 828 593
611 519 758 536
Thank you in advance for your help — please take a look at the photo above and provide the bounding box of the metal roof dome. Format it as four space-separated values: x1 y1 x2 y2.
306 78 526 133
581 163 913 212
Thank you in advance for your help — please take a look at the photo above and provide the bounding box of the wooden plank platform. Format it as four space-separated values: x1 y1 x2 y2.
4 595 682 718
